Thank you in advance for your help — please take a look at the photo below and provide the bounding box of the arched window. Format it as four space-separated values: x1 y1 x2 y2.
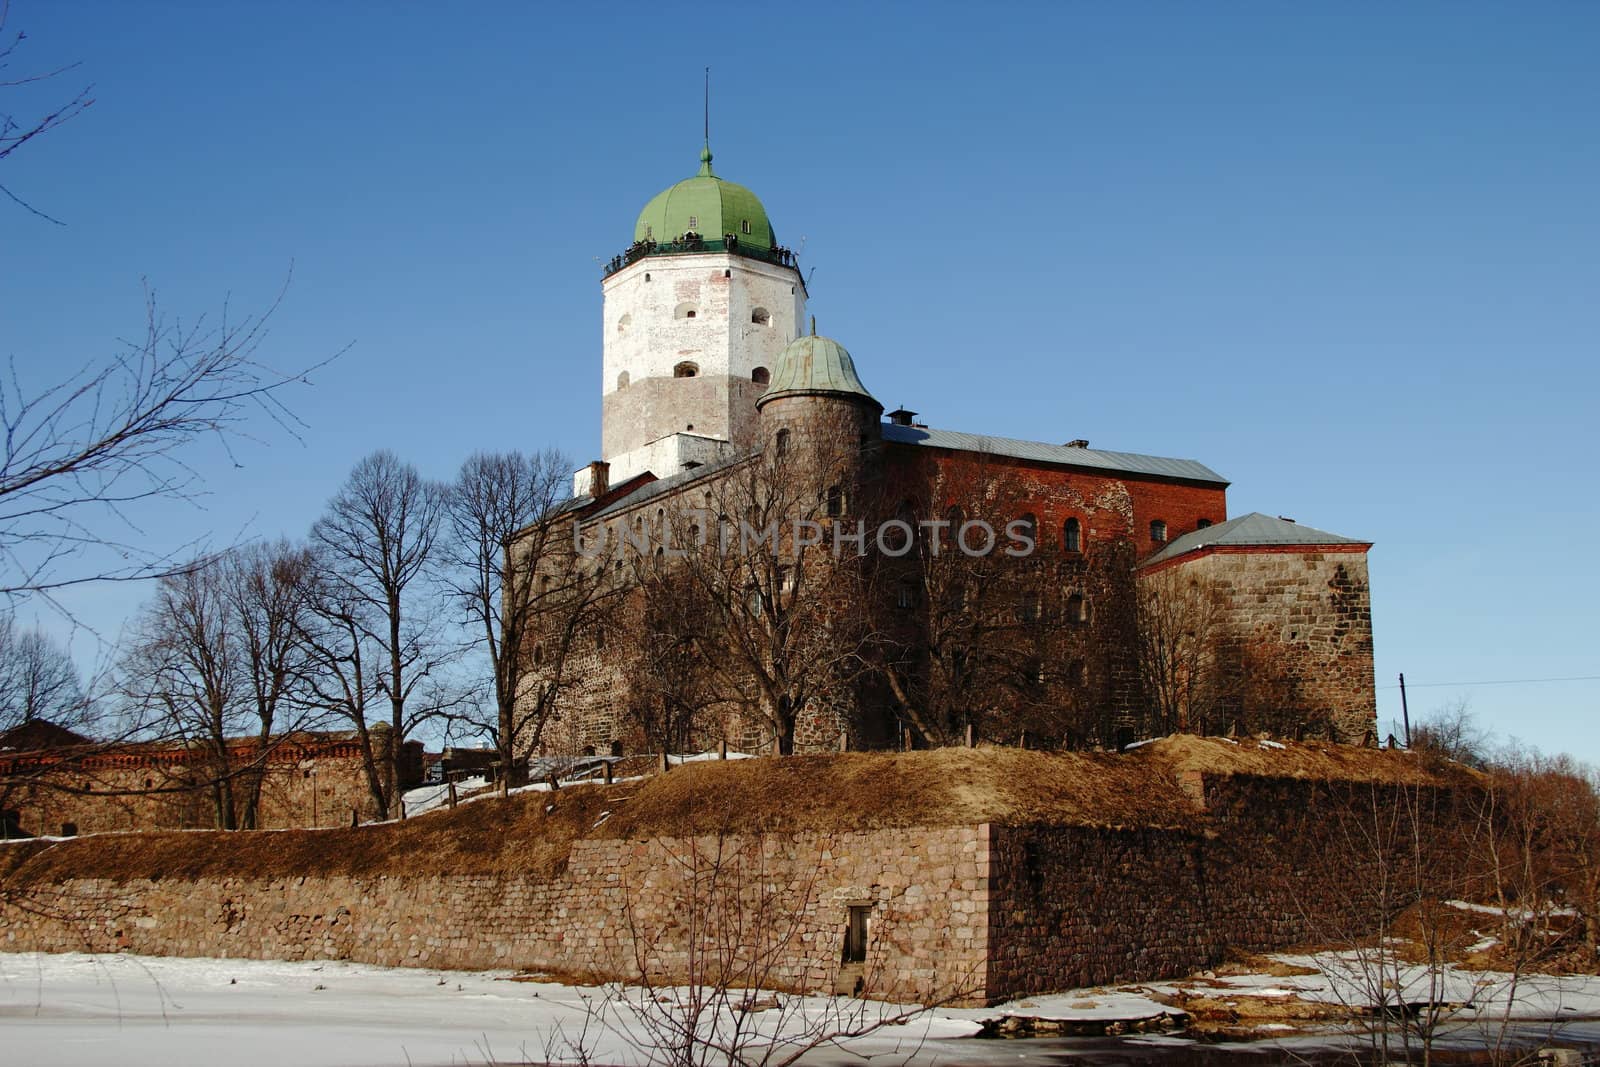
896 580 917 610
752 366 770 385
615 371 630 390
1150 519 1168 543
775 428 790 456
826 485 843 518
751 307 771 326
674 361 699 378
1065 594 1089 624
533 644 544 666
741 219 753 235
1063 517 1082 553
674 302 698 320
616 313 632 334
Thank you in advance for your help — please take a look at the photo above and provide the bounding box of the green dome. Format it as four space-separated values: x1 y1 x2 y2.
758 334 881 411
634 146 776 250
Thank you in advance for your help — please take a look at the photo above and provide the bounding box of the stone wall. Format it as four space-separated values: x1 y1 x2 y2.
1 752 1483 1006
0 824 991 1005
982 773 1471 1000
1147 547 1376 743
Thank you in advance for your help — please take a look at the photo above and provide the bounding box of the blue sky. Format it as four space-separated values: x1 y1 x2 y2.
3 2 1596 760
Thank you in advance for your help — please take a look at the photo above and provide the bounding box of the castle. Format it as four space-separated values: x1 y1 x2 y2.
519 142 1377 758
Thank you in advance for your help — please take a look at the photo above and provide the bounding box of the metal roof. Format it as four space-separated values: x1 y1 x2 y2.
758 334 880 410
634 145 775 250
880 423 1229 485
1143 512 1367 566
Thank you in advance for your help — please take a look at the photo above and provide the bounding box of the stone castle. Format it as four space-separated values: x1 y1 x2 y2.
517 142 1377 758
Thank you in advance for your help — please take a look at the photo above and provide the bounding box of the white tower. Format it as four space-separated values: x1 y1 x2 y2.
580 145 806 493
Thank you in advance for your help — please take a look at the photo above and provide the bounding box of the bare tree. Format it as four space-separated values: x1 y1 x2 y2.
294 552 393 820
1134 567 1226 736
218 539 320 827
0 614 81 728
310 451 446 813
655 424 870 755
0 0 94 223
0 281 333 617
620 565 725 755
121 561 247 828
442 449 605 785
1412 700 1492 768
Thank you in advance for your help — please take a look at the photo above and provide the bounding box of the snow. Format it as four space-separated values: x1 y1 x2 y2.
0 952 985 1066
8 949 1600 1066
401 776 490 815
1258 739 1287 750
1156 952 1600 1021
1447 899 1579 920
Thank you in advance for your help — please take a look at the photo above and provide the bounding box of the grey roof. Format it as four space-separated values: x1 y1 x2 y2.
1143 512 1368 566
880 423 1228 485
586 451 749 522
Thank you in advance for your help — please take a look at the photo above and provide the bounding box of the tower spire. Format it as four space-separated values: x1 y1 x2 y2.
699 67 714 176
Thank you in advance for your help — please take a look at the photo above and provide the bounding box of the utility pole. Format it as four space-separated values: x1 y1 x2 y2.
1399 672 1412 748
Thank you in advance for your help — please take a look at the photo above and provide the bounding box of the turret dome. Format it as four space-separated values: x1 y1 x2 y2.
634 145 776 251
757 333 881 412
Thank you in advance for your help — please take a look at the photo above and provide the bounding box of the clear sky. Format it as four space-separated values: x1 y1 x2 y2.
3 2 1596 760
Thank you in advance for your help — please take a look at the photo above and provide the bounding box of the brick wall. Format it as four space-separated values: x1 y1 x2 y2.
0 738 409 838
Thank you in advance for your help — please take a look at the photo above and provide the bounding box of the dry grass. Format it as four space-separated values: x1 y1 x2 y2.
600 747 1199 839
0 739 1480 889
1133 734 1480 789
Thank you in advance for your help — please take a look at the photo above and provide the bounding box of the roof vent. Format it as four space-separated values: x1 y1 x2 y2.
1278 515 1297 523
886 407 918 427
1065 439 1089 449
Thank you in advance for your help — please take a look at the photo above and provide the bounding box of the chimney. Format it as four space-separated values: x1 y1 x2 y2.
586 460 610 497
886 407 918 427
1065 439 1089 449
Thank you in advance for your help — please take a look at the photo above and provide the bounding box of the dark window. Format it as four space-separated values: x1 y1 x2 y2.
1070 660 1087 687
741 219 753 235
826 486 843 518
674 361 699 378
775 428 790 456
687 214 698 228
896 581 917 610
1197 518 1213 529
533 645 544 666
1066 594 1088 624
842 905 870 964
1063 517 1082 553
1019 591 1040 623
751 307 771 326
60 822 77 837
1150 520 1168 543
752 366 770 384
